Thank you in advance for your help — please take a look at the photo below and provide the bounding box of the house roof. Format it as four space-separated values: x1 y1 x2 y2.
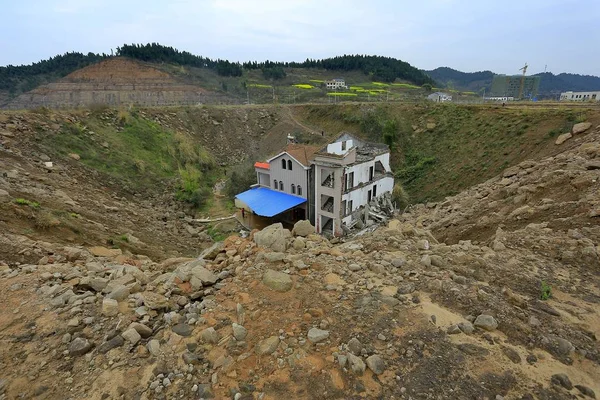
284 144 320 167
254 162 270 170
235 187 306 217
266 144 320 168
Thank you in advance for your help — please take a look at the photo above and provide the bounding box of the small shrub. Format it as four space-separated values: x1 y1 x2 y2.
14 198 40 208
392 183 410 210
34 211 60 229
540 281 552 300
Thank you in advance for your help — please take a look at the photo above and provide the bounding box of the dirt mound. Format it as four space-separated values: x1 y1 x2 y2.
3 58 237 109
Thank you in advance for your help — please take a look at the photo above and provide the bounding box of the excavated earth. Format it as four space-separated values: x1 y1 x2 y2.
0 118 599 400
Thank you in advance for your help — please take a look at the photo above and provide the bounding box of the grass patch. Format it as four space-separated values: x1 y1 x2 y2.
326 92 358 97
14 198 40 208
540 281 552 300
247 83 272 88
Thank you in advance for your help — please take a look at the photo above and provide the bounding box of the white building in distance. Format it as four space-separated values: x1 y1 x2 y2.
560 91 600 102
427 92 452 102
324 78 348 90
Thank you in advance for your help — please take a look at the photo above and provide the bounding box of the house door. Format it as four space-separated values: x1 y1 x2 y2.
367 190 372 203
372 185 377 198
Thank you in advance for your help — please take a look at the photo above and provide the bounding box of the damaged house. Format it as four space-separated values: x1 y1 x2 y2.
235 133 394 236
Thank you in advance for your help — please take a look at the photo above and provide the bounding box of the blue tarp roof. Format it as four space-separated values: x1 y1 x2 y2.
235 187 306 217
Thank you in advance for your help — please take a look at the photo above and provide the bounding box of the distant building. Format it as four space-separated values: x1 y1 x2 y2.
560 91 600 102
235 133 394 236
484 96 515 102
427 92 452 102
490 75 540 99
324 78 347 90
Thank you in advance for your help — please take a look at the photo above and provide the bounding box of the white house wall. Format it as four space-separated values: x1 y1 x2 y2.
268 153 308 199
345 153 390 188
342 176 394 222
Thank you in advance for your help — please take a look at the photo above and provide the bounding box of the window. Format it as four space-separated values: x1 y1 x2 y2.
288 160 292 170
373 184 377 198
297 185 302 196
274 180 278 190
347 200 353 215
279 181 284 191
282 159 286 169
291 184 296 194
341 141 347 151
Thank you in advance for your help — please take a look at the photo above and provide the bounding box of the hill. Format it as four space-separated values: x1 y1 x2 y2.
425 67 600 97
0 43 434 108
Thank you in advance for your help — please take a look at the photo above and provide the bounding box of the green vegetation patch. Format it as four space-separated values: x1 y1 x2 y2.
247 83 272 89
40 110 217 208
292 84 315 89
326 92 358 97
14 198 40 208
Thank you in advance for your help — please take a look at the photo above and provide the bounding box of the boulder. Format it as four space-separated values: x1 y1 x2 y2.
121 328 142 345
307 328 329 343
199 242 225 260
262 269 293 292
256 336 280 355
141 292 169 310
102 298 119 316
190 266 218 285
200 327 219 344
555 132 572 145
232 323 247 341
89 246 122 258
129 322 153 338
572 122 592 134
473 314 498 331
254 223 288 252
292 220 315 237
366 355 385 375
347 353 366 374
69 337 92 356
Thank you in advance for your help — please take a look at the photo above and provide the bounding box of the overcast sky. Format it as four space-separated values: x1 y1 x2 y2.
2 0 599 75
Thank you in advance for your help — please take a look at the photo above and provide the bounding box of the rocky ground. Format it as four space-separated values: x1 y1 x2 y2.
0 120 599 399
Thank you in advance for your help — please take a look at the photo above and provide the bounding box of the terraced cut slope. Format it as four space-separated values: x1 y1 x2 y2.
3 58 237 109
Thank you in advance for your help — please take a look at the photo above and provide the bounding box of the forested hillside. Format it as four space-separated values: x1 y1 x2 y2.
0 43 433 99
425 67 600 96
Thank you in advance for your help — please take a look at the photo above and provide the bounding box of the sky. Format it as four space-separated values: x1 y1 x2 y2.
1 0 599 75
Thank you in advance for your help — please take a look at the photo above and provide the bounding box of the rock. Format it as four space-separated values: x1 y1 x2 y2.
347 353 366 374
147 339 161 356
199 242 225 260
122 328 142 345
68 153 80 160
89 246 122 258
254 223 287 252
417 240 430 250
196 384 214 399
69 337 92 356
307 328 329 343
292 220 315 237
544 335 575 357
447 325 462 334
575 385 596 398
129 322 153 338
200 327 219 344
0 189 9 200
89 278 109 292
256 336 280 355
172 323 193 337
555 132 572 145
191 266 218 285
365 355 385 375
232 323 247 341
102 298 119 316
141 292 169 310
292 237 306 250
457 321 474 334
324 273 345 286
348 263 362 272
502 346 521 363
550 373 573 390
264 252 285 262
347 338 362 355
586 160 600 170
572 122 592 134
473 314 498 331
107 284 130 301
98 335 124 353
262 269 293 292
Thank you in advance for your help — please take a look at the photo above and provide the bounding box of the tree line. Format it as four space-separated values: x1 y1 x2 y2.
0 43 434 97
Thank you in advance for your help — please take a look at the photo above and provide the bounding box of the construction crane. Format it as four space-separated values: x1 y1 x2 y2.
518 63 528 100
